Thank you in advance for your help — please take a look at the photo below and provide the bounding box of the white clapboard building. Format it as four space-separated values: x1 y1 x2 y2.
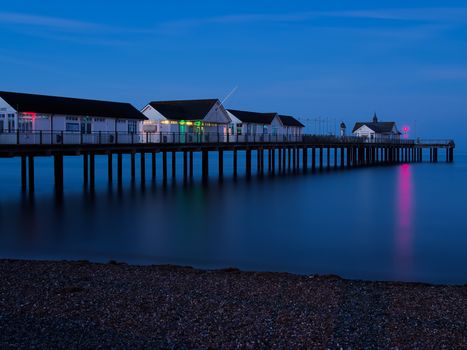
141 99 231 143
352 114 401 141
0 91 147 144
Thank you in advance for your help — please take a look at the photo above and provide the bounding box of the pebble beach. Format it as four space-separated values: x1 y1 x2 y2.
0 259 465 349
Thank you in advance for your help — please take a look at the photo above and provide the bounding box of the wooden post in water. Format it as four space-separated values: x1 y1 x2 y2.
282 147 287 174
292 147 296 171
326 147 330 169
89 153 95 190
152 152 156 181
233 148 238 178
189 151 193 178
171 151 176 180
340 147 344 168
183 151 188 182
130 152 136 183
202 150 209 182
277 148 282 173
303 147 308 173
162 151 167 184
54 154 64 192
28 155 34 193
319 147 323 170
140 152 146 186
218 149 224 179
288 148 292 171
117 153 123 187
246 148 252 177
21 155 27 191
108 153 113 184
83 153 88 187
257 149 261 174
270 146 276 175
334 148 338 169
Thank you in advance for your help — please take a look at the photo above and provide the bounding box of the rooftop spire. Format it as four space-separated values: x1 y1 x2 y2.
372 113 378 123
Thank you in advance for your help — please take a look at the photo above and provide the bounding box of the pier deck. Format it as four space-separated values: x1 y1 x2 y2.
0 132 455 193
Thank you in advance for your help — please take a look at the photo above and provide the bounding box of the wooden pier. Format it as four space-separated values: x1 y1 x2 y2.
0 134 455 194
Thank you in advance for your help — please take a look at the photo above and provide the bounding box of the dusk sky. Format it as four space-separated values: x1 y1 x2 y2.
1 1 466 147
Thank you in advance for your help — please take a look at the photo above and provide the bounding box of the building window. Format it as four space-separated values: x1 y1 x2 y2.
0 120 3 133
66 122 80 132
19 119 32 132
236 123 242 135
8 114 15 132
128 120 137 134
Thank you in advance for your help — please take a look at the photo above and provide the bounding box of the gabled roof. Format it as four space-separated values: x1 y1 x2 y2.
0 91 147 120
352 121 398 134
278 115 305 127
149 99 219 121
227 109 277 124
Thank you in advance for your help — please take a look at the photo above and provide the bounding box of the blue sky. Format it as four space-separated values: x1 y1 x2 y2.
1 0 466 146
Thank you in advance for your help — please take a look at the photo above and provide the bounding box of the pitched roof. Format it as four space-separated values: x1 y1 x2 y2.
352 121 399 134
227 109 277 124
278 115 305 127
149 99 219 121
0 91 147 120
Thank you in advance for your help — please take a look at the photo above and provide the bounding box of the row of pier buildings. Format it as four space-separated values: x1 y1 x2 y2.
0 90 401 144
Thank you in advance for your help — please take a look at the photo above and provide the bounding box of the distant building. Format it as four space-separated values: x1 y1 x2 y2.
278 115 304 139
352 114 401 141
226 109 282 141
0 91 146 144
141 99 230 142
226 110 304 141
340 122 347 137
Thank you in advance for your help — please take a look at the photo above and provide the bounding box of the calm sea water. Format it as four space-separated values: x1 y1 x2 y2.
0 150 466 284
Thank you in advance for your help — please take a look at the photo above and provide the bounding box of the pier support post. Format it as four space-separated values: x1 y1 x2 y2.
83 153 88 187
233 149 237 178
89 153 95 190
218 149 224 179
117 153 123 187
202 150 209 182
291 147 296 171
257 149 261 174
296 147 300 170
171 151 176 180
303 147 308 173
334 148 338 169
288 148 292 171
130 152 136 183
271 148 276 174
28 155 34 193
183 151 188 182
319 147 323 170
311 148 316 171
108 153 113 184
340 147 344 168
140 152 146 186
21 155 27 191
152 152 156 181
246 148 252 177
162 151 167 184
54 154 64 193
282 147 287 174
189 151 194 178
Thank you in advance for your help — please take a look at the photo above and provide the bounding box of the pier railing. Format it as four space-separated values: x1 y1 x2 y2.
0 130 455 147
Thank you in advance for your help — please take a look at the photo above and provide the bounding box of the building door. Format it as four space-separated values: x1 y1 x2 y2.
81 117 92 134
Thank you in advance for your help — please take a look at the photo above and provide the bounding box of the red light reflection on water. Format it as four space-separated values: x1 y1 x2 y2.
395 164 414 279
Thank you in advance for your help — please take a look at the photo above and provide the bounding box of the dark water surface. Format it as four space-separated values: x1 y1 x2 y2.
0 151 466 284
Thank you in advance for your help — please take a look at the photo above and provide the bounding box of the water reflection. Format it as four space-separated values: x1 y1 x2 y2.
395 164 414 279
